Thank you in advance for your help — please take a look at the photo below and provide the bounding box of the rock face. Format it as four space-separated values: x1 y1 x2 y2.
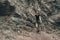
8 0 60 30
0 0 60 40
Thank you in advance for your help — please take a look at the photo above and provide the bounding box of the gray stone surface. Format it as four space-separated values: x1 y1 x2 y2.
0 0 60 40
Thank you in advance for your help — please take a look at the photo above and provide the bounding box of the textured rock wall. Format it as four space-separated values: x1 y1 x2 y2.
0 0 60 40
7 0 60 30
0 0 60 34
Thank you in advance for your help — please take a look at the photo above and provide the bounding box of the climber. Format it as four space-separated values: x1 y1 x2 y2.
35 9 42 33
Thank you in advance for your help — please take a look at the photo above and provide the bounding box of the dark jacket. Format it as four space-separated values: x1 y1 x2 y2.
35 15 40 23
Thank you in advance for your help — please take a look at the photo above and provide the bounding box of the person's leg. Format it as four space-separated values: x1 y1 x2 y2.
36 23 38 28
36 23 40 33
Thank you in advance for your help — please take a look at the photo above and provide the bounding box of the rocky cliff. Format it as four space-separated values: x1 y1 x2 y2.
0 0 60 40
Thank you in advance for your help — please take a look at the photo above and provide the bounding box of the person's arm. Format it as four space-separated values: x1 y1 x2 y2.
39 16 42 23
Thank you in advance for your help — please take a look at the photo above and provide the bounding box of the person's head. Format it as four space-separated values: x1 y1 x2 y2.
36 9 41 15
